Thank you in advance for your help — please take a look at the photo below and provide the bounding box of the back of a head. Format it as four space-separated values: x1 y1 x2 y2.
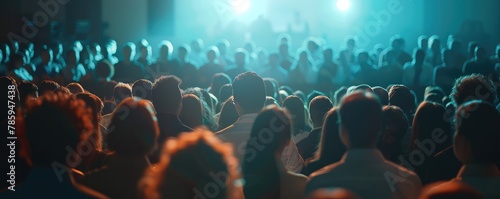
419 182 483 199
108 98 159 156
263 78 278 99
283 95 308 134
451 74 498 107
140 129 237 199
67 82 84 94
151 75 182 114
307 90 326 106
317 108 345 162
455 100 500 164
243 106 291 199
309 96 333 127
95 59 114 80
38 80 60 95
218 84 233 104
218 97 238 131
179 94 203 128
373 86 389 105
103 80 118 100
232 72 266 114
389 85 416 116
339 92 382 148
113 83 132 105
379 106 408 160
132 79 153 100
17 81 38 107
334 87 348 106
211 73 231 94
410 102 451 152
18 93 94 166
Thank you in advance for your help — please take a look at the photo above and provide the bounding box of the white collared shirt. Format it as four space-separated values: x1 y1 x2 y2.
306 148 422 199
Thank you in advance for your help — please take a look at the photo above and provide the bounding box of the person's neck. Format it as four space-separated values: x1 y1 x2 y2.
458 163 500 178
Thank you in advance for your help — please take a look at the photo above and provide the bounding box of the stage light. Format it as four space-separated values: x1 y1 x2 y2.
231 0 251 15
336 0 350 12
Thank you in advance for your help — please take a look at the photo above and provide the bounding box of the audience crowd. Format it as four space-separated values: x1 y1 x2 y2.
1 32 500 199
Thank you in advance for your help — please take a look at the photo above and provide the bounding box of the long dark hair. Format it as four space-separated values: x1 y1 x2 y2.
410 101 452 154
305 108 345 175
282 95 311 136
242 105 291 199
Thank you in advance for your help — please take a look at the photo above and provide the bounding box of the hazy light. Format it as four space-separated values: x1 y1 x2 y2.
232 0 251 15
336 0 351 11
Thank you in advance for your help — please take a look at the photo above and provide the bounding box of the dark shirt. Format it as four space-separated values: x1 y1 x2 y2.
151 113 192 163
113 61 145 83
433 65 462 94
297 128 322 161
199 63 224 87
225 65 250 80
462 59 495 77
79 154 150 199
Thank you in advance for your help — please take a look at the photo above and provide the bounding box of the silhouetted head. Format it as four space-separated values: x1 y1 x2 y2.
389 85 416 117
140 129 237 199
75 92 104 150
232 72 266 115
206 46 220 62
67 82 84 94
113 83 132 105
108 97 158 156
418 35 428 50
38 80 60 95
18 81 38 107
132 79 153 100
190 38 203 53
179 94 203 129
442 49 453 66
152 75 182 115
67 48 79 66
454 101 500 165
268 53 279 67
450 40 462 53
217 39 230 55
372 86 389 105
357 51 370 64
279 44 289 56
234 48 248 67
474 46 487 61
414 49 426 63
244 41 256 54
309 96 333 128
339 92 382 148
138 39 152 59
450 74 498 107
377 105 408 162
18 93 94 167
283 96 309 135
95 60 114 80
158 40 174 60
263 78 278 98
323 47 333 61
123 42 136 62
177 44 190 61
428 35 441 52
210 73 231 95
410 102 451 154
218 97 238 130
40 47 53 64
467 41 478 58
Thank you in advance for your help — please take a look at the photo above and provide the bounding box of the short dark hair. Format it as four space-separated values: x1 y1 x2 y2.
455 100 500 164
108 98 159 156
372 86 388 105
96 60 115 80
232 72 266 113
66 82 84 94
389 85 416 116
18 93 94 166
38 80 60 94
132 79 153 100
210 73 231 95
18 81 38 107
263 78 278 99
113 83 132 105
339 92 382 148
451 74 498 107
218 84 232 104
309 96 333 127
152 75 182 114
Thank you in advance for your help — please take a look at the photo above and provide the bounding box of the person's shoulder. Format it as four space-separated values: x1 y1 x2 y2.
308 161 343 179
383 160 421 183
215 124 235 136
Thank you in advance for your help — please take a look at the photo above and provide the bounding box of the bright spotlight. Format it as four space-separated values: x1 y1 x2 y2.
336 0 350 11
231 0 251 15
